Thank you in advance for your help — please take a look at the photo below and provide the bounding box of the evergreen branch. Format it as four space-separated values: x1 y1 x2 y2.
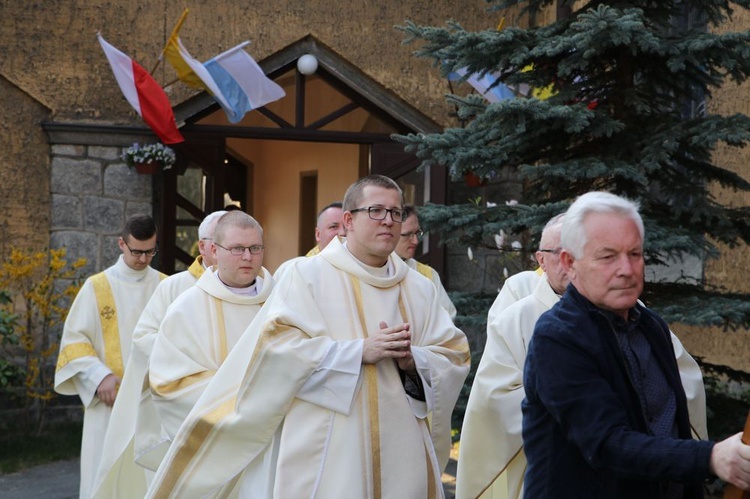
643 282 750 330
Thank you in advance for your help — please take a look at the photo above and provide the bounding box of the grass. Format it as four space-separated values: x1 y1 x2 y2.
0 420 82 474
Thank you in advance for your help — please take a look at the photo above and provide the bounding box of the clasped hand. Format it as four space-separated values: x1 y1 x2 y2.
362 321 415 371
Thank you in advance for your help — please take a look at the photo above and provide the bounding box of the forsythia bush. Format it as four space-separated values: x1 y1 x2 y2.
0 248 86 432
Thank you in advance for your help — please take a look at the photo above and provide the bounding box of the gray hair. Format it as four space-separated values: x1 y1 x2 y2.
561 192 643 259
538 213 565 251
198 210 227 240
214 211 263 245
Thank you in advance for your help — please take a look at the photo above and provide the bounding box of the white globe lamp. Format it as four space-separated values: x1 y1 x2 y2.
297 54 318 75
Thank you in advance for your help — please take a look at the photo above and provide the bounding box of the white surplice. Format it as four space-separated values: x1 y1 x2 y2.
91 257 205 499
54 256 163 499
146 237 470 499
486 270 542 326
457 275 708 499
149 266 274 449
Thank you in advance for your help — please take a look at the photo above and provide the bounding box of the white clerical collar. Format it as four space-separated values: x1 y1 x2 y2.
217 275 261 296
113 255 152 282
343 242 392 277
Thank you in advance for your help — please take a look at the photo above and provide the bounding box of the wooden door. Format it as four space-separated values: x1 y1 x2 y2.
155 136 226 274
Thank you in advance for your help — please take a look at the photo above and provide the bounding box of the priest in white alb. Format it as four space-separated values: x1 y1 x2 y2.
146 175 470 499
54 214 164 499
149 210 274 454
486 269 543 326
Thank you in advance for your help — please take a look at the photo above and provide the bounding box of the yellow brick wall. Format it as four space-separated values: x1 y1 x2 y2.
0 75 51 253
0 1 500 126
677 8 750 372
0 0 500 258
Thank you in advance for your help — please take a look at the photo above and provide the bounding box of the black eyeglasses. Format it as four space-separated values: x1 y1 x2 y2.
401 230 424 240
125 242 158 257
214 243 264 256
538 247 562 255
350 206 407 223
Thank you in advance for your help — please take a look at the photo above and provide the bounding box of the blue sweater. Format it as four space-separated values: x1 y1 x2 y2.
522 285 713 498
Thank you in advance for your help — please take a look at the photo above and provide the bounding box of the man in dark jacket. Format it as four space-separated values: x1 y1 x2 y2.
522 191 750 498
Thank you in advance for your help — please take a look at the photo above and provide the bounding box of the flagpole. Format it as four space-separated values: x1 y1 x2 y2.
212 41 251 60
150 8 189 76
162 77 180 89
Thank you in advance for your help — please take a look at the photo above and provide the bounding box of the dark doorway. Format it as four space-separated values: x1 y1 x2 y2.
299 172 318 254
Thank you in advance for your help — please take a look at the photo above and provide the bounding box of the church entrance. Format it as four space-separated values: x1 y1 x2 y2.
157 36 446 274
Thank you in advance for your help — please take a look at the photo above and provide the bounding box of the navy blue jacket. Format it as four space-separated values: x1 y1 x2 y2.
522 284 713 498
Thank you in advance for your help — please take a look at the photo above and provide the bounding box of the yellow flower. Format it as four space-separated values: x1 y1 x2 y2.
0 247 88 413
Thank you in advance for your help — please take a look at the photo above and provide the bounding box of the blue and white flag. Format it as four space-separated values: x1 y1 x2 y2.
164 36 233 111
204 43 286 123
165 39 286 123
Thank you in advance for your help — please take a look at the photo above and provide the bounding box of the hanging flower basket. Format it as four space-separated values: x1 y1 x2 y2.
122 142 176 174
133 161 162 175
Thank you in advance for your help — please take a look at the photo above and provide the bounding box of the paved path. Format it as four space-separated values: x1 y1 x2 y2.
0 458 79 499
0 456 456 498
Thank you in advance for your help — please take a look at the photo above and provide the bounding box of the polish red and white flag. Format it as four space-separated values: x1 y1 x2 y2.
97 33 184 144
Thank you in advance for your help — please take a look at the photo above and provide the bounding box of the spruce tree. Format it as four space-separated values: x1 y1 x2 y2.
397 1 750 435
397 0 750 330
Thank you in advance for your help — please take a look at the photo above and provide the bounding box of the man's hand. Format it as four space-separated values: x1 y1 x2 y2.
709 432 750 490
96 373 120 407
362 322 412 367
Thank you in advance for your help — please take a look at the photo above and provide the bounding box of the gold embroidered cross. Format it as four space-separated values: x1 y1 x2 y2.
100 306 115 321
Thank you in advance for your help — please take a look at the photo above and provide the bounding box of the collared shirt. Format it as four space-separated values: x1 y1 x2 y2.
605 308 682 499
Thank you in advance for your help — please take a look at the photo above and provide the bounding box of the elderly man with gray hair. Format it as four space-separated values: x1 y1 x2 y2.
523 191 750 498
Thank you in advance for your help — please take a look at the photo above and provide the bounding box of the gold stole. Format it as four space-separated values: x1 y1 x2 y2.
212 296 228 362
349 276 437 499
415 261 434 280
90 272 124 380
56 270 165 373
89 271 166 379
211 293 266 363
187 256 204 280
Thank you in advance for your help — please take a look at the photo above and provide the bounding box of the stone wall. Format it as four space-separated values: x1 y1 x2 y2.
49 139 153 275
